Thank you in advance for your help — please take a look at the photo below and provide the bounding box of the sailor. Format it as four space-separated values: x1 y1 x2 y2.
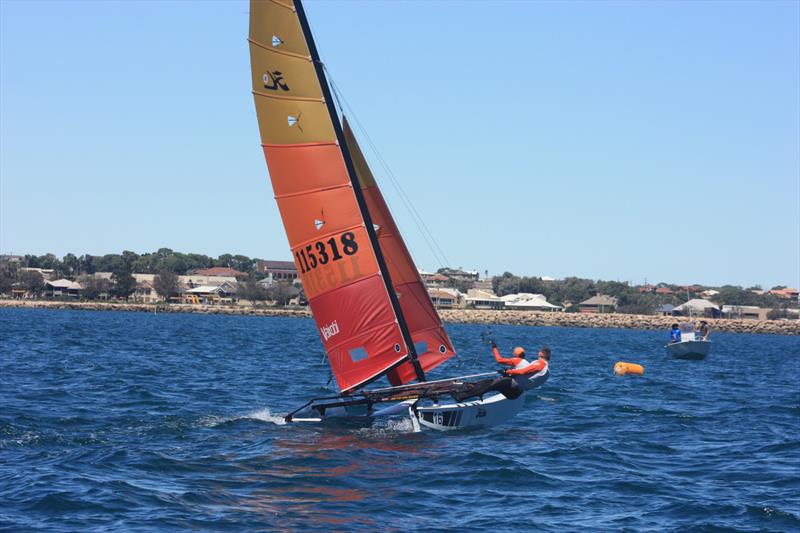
699 320 710 339
670 323 682 343
493 342 550 391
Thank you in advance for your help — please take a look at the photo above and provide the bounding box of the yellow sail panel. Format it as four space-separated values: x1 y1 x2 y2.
249 44 320 100
253 97 335 144
248 0 309 59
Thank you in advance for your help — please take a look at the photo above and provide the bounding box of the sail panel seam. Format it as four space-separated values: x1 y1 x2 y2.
274 183 350 200
262 141 337 149
252 90 323 103
266 0 295 12
248 37 310 61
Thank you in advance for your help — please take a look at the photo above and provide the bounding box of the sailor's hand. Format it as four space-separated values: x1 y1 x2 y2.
497 369 509 376
491 339 497 349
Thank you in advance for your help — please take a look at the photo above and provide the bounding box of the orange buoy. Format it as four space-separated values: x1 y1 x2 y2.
614 361 644 376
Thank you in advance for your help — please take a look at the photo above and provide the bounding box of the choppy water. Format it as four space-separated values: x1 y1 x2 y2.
1 308 798 531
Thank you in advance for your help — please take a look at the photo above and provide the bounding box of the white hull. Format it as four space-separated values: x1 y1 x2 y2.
665 340 711 359
291 393 525 431
415 392 525 431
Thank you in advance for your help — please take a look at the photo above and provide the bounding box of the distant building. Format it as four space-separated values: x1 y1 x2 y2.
428 289 458 309
579 295 617 314
420 271 450 287
465 289 504 310
0 254 23 264
438 267 479 283
656 304 675 316
257 260 298 283
674 299 720 318
44 279 82 299
183 282 237 304
20 267 56 281
769 288 799 300
722 305 768 321
191 267 248 279
500 293 562 312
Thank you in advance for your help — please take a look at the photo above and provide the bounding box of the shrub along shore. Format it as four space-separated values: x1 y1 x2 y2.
2 299 798 336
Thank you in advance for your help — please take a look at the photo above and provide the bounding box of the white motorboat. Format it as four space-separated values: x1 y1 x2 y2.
665 323 711 359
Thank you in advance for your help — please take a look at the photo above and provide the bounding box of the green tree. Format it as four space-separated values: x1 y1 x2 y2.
19 270 45 296
79 275 111 300
0 262 17 294
62 253 80 277
153 270 180 301
237 279 269 302
111 269 137 299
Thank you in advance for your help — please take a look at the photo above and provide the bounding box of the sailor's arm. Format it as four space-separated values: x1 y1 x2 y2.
508 359 546 376
492 346 520 367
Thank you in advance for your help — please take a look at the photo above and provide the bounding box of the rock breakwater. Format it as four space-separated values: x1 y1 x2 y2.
2 300 798 335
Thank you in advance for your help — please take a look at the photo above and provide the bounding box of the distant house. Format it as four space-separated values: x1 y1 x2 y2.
191 267 248 280
500 293 562 312
655 287 673 295
674 299 720 318
701 289 719 298
428 289 458 309
20 267 55 281
257 260 298 283
420 272 450 288
769 288 799 300
44 279 82 299
465 289 504 310
438 268 480 282
722 305 768 320
656 304 675 316
183 281 237 304
579 295 617 314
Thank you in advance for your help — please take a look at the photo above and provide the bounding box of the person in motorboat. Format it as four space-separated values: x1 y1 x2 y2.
699 321 710 340
493 343 551 391
670 323 682 343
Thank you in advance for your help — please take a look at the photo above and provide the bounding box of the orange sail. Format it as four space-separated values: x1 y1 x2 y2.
343 119 455 385
248 0 413 392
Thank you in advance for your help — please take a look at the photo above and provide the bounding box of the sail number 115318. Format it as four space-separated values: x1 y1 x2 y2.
295 232 359 274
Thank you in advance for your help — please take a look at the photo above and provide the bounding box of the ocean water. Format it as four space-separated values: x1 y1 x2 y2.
1 307 798 532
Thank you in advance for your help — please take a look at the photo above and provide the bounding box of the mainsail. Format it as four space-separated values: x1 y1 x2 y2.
249 0 453 392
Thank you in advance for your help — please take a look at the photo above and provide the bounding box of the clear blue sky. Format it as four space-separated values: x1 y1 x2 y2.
1 0 798 289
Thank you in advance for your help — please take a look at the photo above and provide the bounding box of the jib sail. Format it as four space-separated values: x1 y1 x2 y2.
343 118 455 385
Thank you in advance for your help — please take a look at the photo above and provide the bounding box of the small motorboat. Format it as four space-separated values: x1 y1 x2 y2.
665 323 711 359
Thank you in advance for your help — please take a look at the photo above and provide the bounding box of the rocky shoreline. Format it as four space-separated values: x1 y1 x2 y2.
1 299 798 335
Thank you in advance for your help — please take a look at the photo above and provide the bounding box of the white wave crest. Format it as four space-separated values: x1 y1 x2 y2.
245 407 287 426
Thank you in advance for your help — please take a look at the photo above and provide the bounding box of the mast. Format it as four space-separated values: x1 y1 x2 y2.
294 0 425 384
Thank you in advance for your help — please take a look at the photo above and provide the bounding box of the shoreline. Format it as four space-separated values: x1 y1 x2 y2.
1 299 798 336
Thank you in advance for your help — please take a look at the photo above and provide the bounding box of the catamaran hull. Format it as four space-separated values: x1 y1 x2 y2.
289 393 525 431
665 340 711 360
415 393 525 431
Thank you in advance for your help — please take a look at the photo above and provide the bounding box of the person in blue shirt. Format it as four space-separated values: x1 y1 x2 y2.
670 323 681 343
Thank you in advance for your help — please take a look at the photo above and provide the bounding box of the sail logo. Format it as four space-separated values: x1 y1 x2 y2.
263 70 289 91
320 320 340 342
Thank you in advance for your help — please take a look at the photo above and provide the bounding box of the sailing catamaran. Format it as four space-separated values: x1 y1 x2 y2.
248 0 544 430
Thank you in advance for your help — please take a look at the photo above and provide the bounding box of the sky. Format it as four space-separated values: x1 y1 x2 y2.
1 0 798 289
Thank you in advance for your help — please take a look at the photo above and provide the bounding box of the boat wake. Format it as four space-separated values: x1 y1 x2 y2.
197 408 287 427
245 407 287 426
